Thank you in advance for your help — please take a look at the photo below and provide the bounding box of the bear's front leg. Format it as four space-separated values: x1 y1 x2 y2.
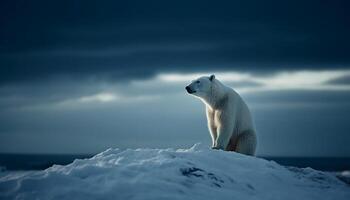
213 124 234 150
206 106 217 148
208 123 217 148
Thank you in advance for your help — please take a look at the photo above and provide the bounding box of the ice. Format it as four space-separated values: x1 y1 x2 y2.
0 143 349 200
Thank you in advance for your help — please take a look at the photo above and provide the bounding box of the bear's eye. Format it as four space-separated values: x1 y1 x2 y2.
195 80 200 84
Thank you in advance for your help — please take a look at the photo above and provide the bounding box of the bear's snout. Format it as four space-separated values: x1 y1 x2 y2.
185 86 195 94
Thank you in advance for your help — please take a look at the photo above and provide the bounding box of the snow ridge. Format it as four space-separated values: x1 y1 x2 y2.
0 143 349 200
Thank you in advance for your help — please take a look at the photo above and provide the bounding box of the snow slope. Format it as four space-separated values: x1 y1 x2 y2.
0 143 349 200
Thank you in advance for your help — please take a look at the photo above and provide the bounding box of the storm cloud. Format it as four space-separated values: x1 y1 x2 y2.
1 0 350 84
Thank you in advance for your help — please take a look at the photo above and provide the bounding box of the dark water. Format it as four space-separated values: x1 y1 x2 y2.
263 157 350 171
0 154 93 171
0 153 350 171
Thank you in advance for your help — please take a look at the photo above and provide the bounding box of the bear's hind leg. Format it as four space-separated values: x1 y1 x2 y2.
235 130 257 156
226 137 238 151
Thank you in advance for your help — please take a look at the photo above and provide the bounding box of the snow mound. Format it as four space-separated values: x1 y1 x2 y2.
0 143 349 200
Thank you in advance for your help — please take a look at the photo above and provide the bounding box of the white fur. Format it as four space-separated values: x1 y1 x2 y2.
186 75 257 156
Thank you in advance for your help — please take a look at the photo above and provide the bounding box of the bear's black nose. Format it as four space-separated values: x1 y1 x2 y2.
185 86 194 94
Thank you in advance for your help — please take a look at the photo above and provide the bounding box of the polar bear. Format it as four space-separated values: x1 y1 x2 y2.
185 74 257 156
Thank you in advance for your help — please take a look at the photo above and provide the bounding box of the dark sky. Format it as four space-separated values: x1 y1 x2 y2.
0 0 350 156
1 0 349 83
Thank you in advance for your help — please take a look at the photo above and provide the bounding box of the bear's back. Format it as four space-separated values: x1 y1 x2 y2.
225 86 255 134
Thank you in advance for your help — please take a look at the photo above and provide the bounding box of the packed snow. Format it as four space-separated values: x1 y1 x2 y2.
0 143 349 200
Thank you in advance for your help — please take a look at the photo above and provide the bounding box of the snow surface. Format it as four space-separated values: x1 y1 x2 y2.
0 143 349 200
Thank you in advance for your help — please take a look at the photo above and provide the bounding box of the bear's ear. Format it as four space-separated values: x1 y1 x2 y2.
209 74 215 81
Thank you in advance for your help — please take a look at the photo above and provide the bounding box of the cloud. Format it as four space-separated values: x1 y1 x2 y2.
2 69 350 112
327 75 350 85
1 1 350 85
157 69 350 93
157 72 253 82
78 93 119 103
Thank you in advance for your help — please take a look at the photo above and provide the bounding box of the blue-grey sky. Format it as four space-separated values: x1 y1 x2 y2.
1 0 350 156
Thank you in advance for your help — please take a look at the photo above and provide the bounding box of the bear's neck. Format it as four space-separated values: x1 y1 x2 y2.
202 80 227 110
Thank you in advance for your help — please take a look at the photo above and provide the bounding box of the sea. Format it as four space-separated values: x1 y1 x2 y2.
0 153 350 172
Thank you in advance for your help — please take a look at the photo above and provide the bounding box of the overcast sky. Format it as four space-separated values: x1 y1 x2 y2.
1 0 350 156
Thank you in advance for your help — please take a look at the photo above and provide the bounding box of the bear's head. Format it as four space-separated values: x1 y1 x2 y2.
185 74 215 99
